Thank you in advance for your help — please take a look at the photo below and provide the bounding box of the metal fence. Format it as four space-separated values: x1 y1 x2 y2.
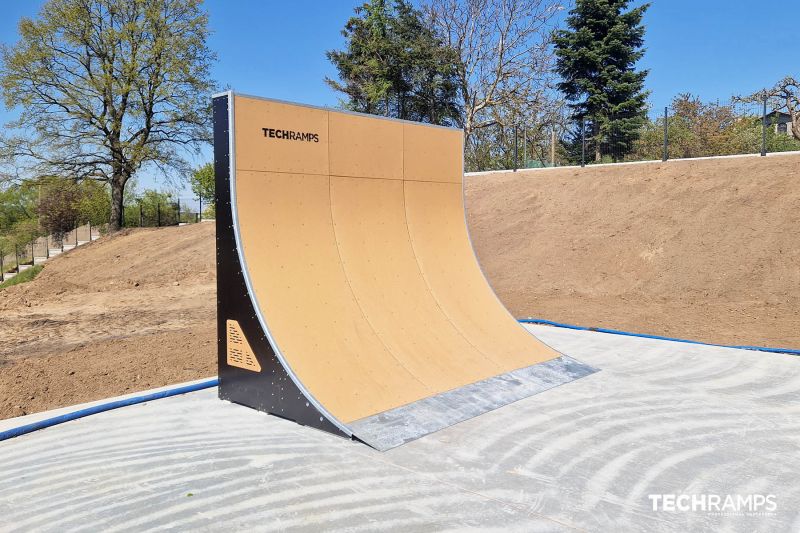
121 197 208 228
0 223 102 283
478 95 800 172
1 196 210 282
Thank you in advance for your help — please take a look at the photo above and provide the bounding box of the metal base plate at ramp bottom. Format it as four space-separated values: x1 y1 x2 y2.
350 355 597 451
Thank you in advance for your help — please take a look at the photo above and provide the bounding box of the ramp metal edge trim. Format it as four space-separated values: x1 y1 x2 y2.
349 355 598 451
231 92 461 131
224 91 353 437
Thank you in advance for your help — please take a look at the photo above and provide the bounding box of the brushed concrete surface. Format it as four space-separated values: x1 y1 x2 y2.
0 325 798 532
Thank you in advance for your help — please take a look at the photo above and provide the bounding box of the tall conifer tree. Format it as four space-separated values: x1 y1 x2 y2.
554 0 650 161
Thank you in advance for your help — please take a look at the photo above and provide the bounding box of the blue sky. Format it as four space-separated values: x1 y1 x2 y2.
0 0 795 195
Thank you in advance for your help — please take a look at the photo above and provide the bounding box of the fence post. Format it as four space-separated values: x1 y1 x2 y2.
513 124 518 172
523 128 527 169
177 200 181 225
88 221 92 242
157 202 161 227
663 106 669 161
199 196 202 222
551 127 556 167
0 253 3 282
761 95 768 157
581 118 586 168
15 245 19 273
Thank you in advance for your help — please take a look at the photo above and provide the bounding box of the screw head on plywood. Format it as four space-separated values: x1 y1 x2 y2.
226 320 262 372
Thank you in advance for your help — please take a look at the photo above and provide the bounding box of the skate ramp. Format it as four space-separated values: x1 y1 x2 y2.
214 93 596 449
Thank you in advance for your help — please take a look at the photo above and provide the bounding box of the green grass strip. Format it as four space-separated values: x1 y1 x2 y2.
0 264 43 290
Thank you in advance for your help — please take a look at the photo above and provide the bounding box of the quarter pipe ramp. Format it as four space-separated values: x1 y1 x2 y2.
214 92 595 450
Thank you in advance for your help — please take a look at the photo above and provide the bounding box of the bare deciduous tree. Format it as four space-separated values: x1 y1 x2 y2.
424 0 565 170
739 76 800 142
767 77 800 141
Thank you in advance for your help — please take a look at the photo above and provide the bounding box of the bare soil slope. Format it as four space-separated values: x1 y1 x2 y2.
0 224 216 418
1 154 798 420
466 153 800 348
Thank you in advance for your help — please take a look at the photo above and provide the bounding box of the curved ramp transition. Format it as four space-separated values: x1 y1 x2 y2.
213 93 596 450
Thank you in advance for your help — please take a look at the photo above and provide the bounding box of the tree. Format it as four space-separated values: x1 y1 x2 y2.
139 189 177 226
0 174 38 274
36 176 81 242
630 94 800 161
0 234 12 274
190 162 214 206
0 0 216 232
190 162 214 221
739 76 800 142
425 0 566 170
327 0 461 125
554 0 650 161
10 218 42 262
0 181 37 233
769 77 800 141
76 180 112 227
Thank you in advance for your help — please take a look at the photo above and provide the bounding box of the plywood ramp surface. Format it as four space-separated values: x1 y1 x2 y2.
236 171 430 422
226 94 588 446
403 180 560 368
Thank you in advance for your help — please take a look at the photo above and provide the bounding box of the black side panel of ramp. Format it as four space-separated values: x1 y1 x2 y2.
213 94 349 439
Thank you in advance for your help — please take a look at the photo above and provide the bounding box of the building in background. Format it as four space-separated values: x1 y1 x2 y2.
768 111 794 136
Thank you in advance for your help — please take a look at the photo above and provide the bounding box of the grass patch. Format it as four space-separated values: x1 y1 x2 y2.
0 265 43 290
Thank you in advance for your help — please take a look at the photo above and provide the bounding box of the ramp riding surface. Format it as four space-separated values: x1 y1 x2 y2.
214 93 595 449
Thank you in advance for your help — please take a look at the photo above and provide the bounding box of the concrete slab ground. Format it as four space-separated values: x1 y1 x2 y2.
0 325 798 532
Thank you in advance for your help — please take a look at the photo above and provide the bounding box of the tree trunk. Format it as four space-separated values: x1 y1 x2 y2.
792 113 800 142
109 176 126 232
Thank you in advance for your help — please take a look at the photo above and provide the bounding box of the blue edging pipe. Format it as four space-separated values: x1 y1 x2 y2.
519 318 800 356
3 318 798 443
0 378 219 443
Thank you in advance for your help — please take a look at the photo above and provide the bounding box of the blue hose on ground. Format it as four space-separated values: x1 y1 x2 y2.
519 318 800 356
0 378 219 442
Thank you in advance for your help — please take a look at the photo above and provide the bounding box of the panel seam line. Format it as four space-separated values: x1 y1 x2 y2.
324 121 433 416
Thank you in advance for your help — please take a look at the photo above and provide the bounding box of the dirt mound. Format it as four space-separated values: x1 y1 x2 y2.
2 154 798 420
1 224 214 309
0 223 216 418
466 153 800 348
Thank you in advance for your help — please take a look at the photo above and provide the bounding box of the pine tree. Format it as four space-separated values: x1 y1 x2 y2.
326 0 460 125
554 0 650 162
